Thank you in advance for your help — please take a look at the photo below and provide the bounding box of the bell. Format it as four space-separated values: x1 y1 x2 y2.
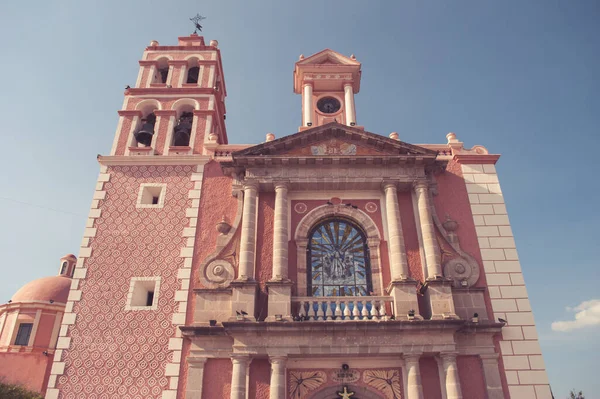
173 112 193 146
134 114 156 146
186 66 199 84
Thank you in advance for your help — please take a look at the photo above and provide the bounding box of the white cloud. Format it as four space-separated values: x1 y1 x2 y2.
551 299 600 332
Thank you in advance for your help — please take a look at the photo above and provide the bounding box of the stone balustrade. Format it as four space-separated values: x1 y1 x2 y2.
293 296 393 321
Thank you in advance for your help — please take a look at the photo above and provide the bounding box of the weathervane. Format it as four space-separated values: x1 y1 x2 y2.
190 14 207 34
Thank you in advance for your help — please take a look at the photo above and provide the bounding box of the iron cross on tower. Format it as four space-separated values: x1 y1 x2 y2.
190 14 206 34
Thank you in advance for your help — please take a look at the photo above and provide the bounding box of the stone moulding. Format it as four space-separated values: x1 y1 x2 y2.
197 187 244 289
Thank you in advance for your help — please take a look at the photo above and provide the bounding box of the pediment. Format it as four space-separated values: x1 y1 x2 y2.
296 49 359 66
232 123 438 159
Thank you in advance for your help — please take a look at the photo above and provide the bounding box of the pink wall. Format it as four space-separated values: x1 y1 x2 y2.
432 160 493 316
33 313 57 349
203 358 232 398
398 191 424 281
0 352 53 394
248 358 270 399
256 192 275 319
457 355 487 399
420 357 443 399
56 165 195 398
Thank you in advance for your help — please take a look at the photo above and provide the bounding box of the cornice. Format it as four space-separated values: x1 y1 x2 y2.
97 155 211 166
453 154 501 165
127 87 218 96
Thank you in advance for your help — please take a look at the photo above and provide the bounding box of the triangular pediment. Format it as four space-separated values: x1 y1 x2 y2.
232 123 438 159
296 49 359 66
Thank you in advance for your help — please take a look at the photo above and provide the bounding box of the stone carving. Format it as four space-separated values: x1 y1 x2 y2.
363 369 402 399
203 259 235 288
311 141 357 156
443 257 479 288
289 371 326 399
294 202 308 214
198 189 244 289
331 369 360 383
365 202 378 213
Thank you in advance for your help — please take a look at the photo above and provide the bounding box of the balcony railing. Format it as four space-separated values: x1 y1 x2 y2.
292 296 393 321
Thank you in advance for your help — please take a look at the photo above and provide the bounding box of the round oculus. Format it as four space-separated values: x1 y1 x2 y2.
317 97 341 114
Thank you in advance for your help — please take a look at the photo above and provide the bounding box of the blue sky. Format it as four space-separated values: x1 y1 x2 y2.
1 1 598 396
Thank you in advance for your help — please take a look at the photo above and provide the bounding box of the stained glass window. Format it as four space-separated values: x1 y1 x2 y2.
308 218 372 297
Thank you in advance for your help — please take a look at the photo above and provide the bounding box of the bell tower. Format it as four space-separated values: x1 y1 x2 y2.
293 49 362 131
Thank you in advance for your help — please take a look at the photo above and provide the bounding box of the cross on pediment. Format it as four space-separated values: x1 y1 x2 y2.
337 386 355 398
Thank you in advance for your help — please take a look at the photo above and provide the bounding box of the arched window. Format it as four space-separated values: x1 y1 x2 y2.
308 217 372 297
186 58 200 84
154 58 169 84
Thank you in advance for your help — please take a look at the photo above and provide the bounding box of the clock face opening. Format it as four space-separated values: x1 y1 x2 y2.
317 97 341 114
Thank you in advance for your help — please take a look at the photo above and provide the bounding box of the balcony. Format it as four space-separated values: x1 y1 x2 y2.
292 296 393 321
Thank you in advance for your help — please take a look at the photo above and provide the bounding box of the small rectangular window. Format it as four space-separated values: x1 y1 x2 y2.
126 277 161 311
146 291 155 306
14 323 33 346
136 183 167 209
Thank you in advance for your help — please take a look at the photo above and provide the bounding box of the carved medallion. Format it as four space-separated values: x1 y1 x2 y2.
202 259 235 288
294 202 308 214
365 202 378 213
443 257 480 288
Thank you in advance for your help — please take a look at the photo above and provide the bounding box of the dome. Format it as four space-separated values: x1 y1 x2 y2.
11 276 71 303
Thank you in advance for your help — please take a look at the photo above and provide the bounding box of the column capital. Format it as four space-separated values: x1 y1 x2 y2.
412 179 429 191
479 353 500 363
231 354 251 365
382 181 398 191
188 357 208 368
440 352 459 363
403 353 422 364
243 181 259 191
273 181 289 191
302 81 314 88
269 355 288 365
343 81 354 88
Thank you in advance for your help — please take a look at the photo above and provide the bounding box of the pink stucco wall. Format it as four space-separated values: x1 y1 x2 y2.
0 352 53 394
457 355 487 399
56 165 194 398
398 191 424 281
248 358 270 399
420 357 443 399
256 192 275 319
203 358 232 398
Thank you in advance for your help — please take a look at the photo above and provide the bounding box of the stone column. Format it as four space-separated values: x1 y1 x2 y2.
272 182 289 281
230 355 250 399
186 358 208 399
238 182 258 281
383 182 409 280
480 354 504 399
344 83 356 125
441 353 463 399
303 83 313 126
414 180 442 278
269 356 287 399
404 354 424 399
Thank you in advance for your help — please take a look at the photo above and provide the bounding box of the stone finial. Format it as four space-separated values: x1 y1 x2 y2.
350 54 356 60
446 132 459 143
209 40 219 48
443 214 459 232
299 54 305 60
266 133 275 142
216 216 231 235
150 40 159 46
389 132 399 140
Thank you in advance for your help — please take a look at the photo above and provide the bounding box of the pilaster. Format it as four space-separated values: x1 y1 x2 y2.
404 354 424 399
230 355 251 399
440 352 463 399
269 356 287 399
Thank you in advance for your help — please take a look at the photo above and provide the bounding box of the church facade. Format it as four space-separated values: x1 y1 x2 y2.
2 33 551 399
